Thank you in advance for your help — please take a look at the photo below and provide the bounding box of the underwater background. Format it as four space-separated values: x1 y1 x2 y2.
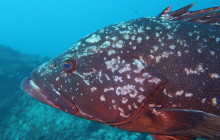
0 0 219 140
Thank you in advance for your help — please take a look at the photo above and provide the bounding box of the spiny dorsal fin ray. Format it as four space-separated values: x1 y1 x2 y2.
170 3 195 17
158 6 171 17
158 3 220 26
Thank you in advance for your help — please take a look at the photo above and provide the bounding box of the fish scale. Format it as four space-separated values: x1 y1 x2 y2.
21 4 220 140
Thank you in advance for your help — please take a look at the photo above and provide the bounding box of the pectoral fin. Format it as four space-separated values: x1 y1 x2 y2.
151 134 195 140
146 109 220 139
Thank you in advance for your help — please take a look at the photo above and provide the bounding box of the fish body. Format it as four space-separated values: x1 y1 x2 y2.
21 4 220 140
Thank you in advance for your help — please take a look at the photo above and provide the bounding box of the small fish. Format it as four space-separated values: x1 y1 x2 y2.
21 4 220 140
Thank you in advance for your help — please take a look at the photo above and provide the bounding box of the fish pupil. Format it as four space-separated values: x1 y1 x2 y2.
62 60 76 72
64 63 71 68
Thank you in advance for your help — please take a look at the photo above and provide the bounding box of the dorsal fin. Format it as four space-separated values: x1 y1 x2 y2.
158 3 220 26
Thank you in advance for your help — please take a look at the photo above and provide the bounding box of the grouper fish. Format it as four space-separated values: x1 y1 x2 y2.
21 4 220 140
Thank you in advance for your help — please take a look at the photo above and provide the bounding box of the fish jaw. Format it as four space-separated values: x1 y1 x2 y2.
21 77 56 107
21 72 78 115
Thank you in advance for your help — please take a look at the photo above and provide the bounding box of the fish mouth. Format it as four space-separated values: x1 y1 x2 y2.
21 73 78 115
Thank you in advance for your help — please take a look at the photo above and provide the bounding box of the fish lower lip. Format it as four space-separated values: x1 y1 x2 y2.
21 77 59 108
21 76 78 115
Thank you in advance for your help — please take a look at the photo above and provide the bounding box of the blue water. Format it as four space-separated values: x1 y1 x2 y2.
0 0 219 57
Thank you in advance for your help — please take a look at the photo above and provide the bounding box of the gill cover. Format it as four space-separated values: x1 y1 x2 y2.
72 58 167 123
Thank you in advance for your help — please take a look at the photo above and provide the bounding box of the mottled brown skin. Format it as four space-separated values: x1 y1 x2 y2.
21 4 220 140
107 18 220 139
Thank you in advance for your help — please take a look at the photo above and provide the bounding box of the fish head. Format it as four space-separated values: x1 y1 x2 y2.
21 28 167 123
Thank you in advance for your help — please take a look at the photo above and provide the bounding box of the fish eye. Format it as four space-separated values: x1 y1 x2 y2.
62 60 76 72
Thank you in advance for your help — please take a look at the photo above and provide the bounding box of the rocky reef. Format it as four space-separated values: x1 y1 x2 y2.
0 45 152 140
